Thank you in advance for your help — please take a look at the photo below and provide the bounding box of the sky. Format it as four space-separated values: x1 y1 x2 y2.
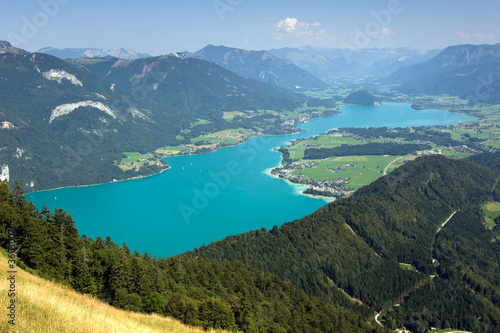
0 0 499 55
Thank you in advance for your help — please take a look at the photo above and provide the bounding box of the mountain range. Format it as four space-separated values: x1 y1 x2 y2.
188 44 328 91
68 53 303 118
268 46 441 82
387 43 500 83
37 46 152 59
387 43 500 103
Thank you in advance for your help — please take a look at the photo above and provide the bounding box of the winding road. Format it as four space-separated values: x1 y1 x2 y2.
375 211 459 329
383 155 410 175
374 312 384 328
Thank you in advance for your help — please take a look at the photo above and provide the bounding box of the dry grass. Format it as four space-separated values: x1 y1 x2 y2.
0 252 226 333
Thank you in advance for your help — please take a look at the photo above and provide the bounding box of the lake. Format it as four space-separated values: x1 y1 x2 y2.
26 103 475 257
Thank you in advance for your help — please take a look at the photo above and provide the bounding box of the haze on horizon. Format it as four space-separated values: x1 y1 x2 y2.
0 0 499 56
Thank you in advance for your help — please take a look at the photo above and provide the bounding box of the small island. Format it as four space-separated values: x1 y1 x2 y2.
343 90 379 106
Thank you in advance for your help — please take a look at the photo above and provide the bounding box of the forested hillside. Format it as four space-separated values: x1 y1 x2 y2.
0 41 180 191
0 181 386 333
69 55 305 118
183 154 500 332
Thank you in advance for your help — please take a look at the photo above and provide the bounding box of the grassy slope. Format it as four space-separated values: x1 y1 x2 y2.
0 251 229 333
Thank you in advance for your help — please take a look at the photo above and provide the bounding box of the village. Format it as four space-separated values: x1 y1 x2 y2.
270 164 354 198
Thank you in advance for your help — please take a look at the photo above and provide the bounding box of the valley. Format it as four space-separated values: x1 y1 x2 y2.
1 19 500 332
270 99 493 198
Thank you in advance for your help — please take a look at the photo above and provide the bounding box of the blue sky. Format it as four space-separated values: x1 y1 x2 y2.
0 0 499 55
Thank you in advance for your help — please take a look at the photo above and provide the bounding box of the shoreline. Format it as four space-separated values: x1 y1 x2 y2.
27 110 339 195
262 167 335 203
26 165 171 195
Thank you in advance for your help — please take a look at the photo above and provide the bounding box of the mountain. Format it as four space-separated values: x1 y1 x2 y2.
68 54 305 119
188 44 328 91
37 46 151 59
182 154 500 332
0 41 183 191
398 61 500 103
385 44 500 103
268 46 440 82
386 43 500 83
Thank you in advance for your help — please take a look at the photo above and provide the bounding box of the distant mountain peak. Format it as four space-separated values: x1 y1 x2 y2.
37 46 151 60
166 52 188 59
0 40 26 55
190 44 328 91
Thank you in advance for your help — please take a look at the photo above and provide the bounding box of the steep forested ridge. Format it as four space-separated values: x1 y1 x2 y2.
0 42 181 191
183 154 500 332
0 181 386 332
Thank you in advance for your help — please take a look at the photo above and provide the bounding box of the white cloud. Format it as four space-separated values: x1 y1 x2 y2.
376 26 395 39
457 28 495 41
272 17 334 44
275 17 299 34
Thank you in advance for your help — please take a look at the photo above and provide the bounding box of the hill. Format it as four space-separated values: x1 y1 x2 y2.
386 43 500 84
38 46 152 59
183 154 500 332
189 44 328 91
0 250 226 333
0 41 183 192
343 90 378 105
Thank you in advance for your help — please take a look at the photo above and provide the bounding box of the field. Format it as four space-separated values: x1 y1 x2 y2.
292 154 408 190
287 134 365 160
157 128 257 156
189 118 210 127
282 131 432 190
222 111 246 120
191 128 255 144
482 201 500 229
155 145 190 156
399 263 417 272
0 250 224 333
116 152 155 171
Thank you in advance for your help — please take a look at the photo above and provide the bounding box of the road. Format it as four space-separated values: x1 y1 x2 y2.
383 155 410 175
436 210 458 235
431 210 459 272
374 312 384 328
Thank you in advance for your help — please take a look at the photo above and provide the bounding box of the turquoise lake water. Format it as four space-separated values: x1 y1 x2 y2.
26 103 475 257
